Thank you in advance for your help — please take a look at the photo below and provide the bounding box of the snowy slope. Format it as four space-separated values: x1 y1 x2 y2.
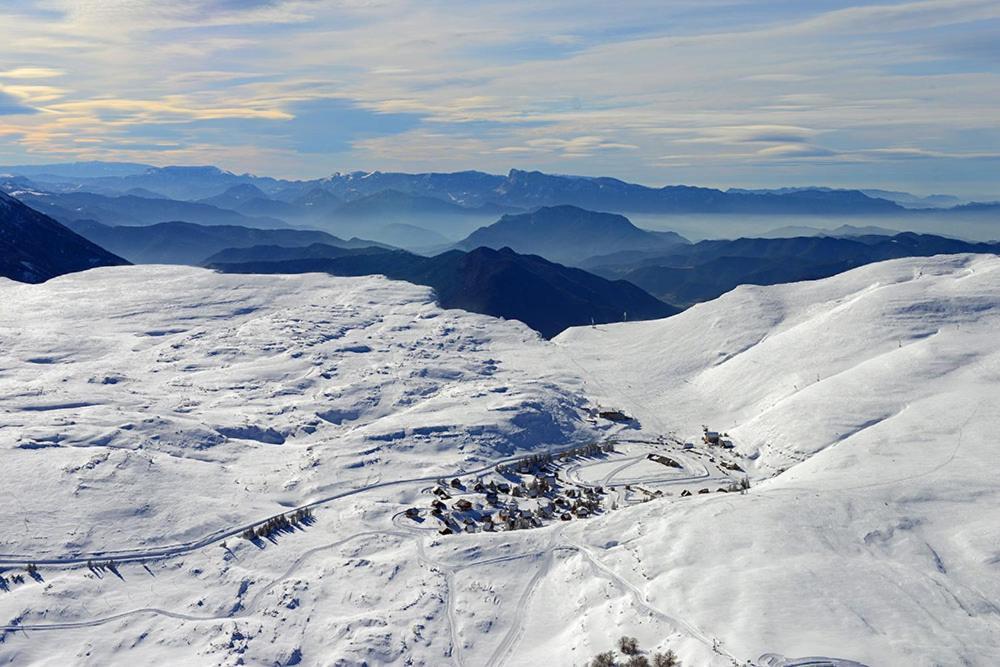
1 255 998 666
555 253 1000 665
0 266 603 556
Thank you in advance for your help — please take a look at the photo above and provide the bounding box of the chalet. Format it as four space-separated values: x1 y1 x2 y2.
454 499 473 511
594 486 604 494
482 516 495 531
511 486 523 497
575 506 591 518
530 517 543 528
464 523 476 533
566 489 578 499
432 500 447 512
683 442 695 450
485 492 499 506
698 488 710 494
497 482 511 494
433 487 451 499
716 487 729 493
599 410 632 422
560 512 572 521
704 431 720 445
473 481 486 493
450 478 463 490
439 527 454 535
405 508 420 519
680 489 692 497
721 439 735 449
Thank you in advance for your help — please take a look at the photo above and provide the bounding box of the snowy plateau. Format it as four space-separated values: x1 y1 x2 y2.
0 254 998 666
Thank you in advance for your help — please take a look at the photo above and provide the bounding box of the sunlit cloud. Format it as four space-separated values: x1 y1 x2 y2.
0 0 996 196
0 67 64 79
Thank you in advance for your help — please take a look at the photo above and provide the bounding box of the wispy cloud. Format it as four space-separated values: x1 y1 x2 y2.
0 0 996 195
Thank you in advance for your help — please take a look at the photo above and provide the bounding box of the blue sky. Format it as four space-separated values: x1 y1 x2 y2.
0 0 998 197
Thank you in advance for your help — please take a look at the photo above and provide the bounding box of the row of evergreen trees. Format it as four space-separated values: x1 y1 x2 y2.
241 507 314 540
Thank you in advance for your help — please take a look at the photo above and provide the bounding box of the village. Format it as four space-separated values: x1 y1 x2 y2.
402 425 751 536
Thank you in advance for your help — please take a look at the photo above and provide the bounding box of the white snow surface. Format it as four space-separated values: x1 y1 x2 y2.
1 255 999 666
0 266 600 555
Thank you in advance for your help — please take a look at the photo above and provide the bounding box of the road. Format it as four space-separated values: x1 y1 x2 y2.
0 434 748 666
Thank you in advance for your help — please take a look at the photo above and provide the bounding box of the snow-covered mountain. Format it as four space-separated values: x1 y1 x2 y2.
0 255 997 666
555 253 1000 665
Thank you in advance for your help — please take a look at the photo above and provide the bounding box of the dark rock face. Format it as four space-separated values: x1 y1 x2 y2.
0 192 129 284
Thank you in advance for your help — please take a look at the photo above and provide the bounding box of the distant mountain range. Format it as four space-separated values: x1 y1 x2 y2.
201 242 388 265
759 223 904 239
209 245 678 338
457 205 689 265
4 163 995 221
4 188 288 229
585 232 1000 306
65 220 387 265
731 186 964 209
0 191 129 283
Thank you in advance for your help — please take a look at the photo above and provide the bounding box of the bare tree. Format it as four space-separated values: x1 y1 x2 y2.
653 650 681 667
618 636 640 655
590 651 617 667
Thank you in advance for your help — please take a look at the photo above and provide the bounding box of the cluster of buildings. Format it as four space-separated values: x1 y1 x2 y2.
702 427 734 449
413 460 610 535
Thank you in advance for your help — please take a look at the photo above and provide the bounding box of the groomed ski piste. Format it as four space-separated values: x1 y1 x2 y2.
1 254 998 666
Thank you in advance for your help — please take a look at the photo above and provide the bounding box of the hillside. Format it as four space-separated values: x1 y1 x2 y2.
0 191 128 283
458 205 688 265
554 253 1000 665
66 220 385 265
210 245 678 337
586 233 1000 306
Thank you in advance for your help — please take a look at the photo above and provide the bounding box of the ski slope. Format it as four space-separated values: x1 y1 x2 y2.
1 255 998 666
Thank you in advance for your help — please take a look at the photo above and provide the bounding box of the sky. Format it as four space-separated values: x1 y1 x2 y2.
0 0 998 197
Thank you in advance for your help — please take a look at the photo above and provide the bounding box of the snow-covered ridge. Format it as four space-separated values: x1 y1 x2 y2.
0 266 603 556
555 253 1000 665
557 253 1000 474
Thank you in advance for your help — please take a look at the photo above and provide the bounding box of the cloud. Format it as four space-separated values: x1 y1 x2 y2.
43 98 293 121
757 144 838 158
0 67 64 79
0 0 996 196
